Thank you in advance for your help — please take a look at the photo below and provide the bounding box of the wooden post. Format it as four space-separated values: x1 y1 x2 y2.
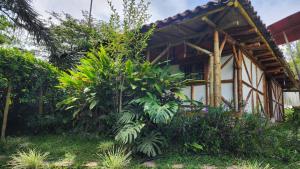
237 48 243 115
214 30 221 106
209 54 214 106
1 84 12 140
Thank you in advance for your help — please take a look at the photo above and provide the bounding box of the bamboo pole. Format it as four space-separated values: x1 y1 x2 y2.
237 48 243 115
1 84 12 140
214 31 221 106
209 53 214 106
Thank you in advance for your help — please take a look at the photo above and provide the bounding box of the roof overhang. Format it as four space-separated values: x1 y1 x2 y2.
267 11 300 45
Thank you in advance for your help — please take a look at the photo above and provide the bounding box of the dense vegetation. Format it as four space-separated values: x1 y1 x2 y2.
0 0 299 168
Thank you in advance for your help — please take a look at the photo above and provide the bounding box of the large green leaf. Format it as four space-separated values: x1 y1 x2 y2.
115 122 145 144
136 131 165 157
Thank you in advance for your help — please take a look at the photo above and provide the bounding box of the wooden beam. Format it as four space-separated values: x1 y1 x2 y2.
258 56 275 62
265 62 281 67
265 68 283 73
229 28 257 36
151 45 170 64
175 24 196 34
219 35 227 55
185 42 213 55
244 42 260 49
148 29 211 49
243 36 262 43
255 52 272 58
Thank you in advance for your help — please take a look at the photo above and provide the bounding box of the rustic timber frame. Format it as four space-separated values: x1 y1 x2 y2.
142 0 299 121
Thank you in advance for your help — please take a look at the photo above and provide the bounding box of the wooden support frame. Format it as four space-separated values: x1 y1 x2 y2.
151 45 171 64
214 30 221 106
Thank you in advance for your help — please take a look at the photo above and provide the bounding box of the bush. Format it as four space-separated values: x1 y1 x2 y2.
98 140 115 153
7 149 49 169
239 161 272 169
99 146 131 169
166 104 299 160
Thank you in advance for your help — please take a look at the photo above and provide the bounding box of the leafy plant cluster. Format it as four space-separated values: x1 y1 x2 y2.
0 48 68 138
166 106 299 162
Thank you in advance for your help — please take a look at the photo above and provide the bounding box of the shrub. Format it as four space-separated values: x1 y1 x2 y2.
98 141 115 153
239 161 272 169
99 146 131 169
166 105 288 157
7 149 49 169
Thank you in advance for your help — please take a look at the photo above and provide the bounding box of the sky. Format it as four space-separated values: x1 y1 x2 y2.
32 0 300 26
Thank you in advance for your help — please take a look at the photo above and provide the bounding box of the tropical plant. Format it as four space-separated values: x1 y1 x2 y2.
99 146 131 169
98 140 116 153
7 149 49 169
136 131 165 157
239 161 272 169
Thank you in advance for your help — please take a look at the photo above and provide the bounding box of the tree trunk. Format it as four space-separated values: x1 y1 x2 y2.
1 84 12 141
38 87 43 114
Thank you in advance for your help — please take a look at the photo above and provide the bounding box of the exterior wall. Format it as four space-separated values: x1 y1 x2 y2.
241 54 267 115
269 79 284 121
157 45 284 120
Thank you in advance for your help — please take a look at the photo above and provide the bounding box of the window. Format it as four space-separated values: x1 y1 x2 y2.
181 63 205 80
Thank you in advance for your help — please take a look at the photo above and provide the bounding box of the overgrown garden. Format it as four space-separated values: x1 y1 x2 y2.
0 0 299 168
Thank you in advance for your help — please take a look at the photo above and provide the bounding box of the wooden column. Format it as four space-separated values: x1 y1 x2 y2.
237 48 243 115
214 30 221 106
209 53 214 106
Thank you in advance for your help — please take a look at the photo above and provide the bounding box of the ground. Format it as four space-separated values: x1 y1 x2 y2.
0 134 299 169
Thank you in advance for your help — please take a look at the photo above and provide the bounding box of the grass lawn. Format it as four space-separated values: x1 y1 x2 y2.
0 134 299 169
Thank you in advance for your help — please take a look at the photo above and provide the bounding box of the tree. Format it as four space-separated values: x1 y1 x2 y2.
47 12 104 69
286 41 300 78
0 48 59 140
0 0 54 50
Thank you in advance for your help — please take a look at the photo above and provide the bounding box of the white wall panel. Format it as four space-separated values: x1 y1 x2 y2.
222 83 233 102
221 55 233 80
252 63 256 86
182 86 191 100
194 85 206 103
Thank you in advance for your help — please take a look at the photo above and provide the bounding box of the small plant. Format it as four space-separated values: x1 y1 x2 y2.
7 149 49 169
99 146 131 169
239 161 272 169
97 140 115 153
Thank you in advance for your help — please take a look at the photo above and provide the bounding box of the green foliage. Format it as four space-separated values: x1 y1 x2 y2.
0 48 66 135
0 15 13 45
99 146 131 169
239 161 272 169
115 122 145 144
98 141 115 153
166 104 299 162
133 93 179 124
136 131 165 157
7 149 49 169
47 12 104 69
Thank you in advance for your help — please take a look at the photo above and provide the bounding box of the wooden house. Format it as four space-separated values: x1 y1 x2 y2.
141 0 299 121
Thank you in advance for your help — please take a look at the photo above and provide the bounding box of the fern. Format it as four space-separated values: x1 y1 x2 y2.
136 131 165 157
115 122 145 144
